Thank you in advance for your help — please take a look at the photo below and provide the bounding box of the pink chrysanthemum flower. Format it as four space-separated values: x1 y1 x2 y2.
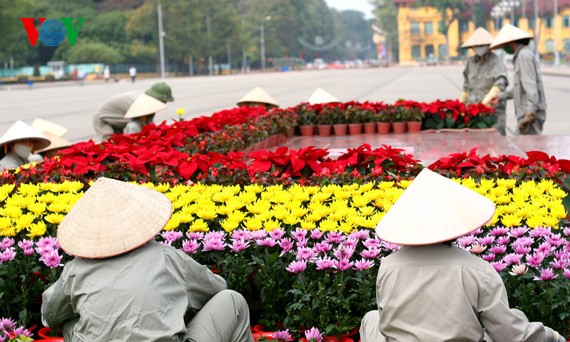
230 239 249 253
533 268 558 281
354 259 375 271
182 239 200 254
0 237 15 250
304 327 323 342
273 329 293 341
315 256 335 270
286 260 307 273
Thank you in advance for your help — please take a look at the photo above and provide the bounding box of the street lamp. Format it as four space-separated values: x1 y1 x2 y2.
553 0 560 67
260 16 271 71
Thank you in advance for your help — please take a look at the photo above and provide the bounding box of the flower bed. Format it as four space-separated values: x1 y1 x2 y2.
0 103 569 339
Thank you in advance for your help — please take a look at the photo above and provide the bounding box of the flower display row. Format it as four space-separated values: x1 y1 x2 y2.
0 102 569 339
294 99 497 130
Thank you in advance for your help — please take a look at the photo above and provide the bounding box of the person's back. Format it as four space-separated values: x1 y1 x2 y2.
377 244 554 341
44 241 225 342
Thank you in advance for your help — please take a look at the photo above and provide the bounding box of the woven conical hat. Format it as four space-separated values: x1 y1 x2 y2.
307 88 340 105
489 24 533 49
124 93 168 119
57 178 172 259
375 168 495 245
31 118 68 137
461 27 495 48
237 87 279 107
0 120 50 151
36 131 71 153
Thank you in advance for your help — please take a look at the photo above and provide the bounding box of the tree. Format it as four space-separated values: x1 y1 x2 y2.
416 0 470 61
64 39 123 63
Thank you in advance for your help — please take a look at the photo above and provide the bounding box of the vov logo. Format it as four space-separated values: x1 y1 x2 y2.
20 18 84 47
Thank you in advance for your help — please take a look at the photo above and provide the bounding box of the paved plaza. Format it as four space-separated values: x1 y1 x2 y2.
1 65 569 162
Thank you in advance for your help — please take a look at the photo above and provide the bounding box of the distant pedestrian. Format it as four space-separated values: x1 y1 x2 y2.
489 24 546 135
103 66 110 83
77 70 86 86
129 65 137 83
460 27 508 135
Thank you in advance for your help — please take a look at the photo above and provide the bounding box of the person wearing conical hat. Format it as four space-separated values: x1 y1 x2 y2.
460 27 509 135
0 120 50 171
93 82 174 141
123 93 168 135
236 86 279 109
31 118 72 158
307 88 340 105
359 169 565 342
41 178 254 342
488 24 546 135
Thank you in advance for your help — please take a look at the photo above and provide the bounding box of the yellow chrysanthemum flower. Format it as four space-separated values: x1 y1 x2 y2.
220 217 240 232
36 192 57 204
27 221 46 238
299 220 316 230
542 215 559 228
196 208 217 221
282 215 299 226
189 219 209 232
2 206 23 219
243 217 263 231
378 181 395 190
27 202 47 215
263 219 280 231
164 216 181 231
496 178 516 189
15 213 36 233
246 200 271 215
525 215 544 228
44 213 65 225
239 191 258 204
18 183 41 197
548 187 567 200
359 206 376 216
228 211 247 223
318 218 338 232
500 214 522 227
0 217 12 230
47 202 67 213
5 194 29 208
351 195 369 208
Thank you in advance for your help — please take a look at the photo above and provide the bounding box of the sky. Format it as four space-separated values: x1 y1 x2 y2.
324 0 375 19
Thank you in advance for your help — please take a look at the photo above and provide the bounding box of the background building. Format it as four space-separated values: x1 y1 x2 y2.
393 0 570 65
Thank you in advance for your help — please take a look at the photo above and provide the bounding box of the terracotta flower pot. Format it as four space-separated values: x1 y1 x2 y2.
376 122 391 134
348 123 363 135
392 121 406 134
363 122 376 134
317 124 332 136
299 125 315 136
406 121 422 133
333 124 347 136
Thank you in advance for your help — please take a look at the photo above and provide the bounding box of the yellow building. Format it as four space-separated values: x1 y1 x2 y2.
395 0 570 64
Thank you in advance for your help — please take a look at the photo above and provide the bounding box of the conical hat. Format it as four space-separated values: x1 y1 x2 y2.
375 168 495 246
0 120 50 151
57 178 172 259
489 24 533 49
36 131 71 153
31 118 68 137
461 27 495 48
124 93 168 119
307 88 340 105
237 87 279 107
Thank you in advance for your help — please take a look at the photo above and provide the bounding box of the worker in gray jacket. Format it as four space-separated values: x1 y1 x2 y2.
489 24 547 135
42 178 254 342
93 82 174 141
360 169 565 342
460 27 508 135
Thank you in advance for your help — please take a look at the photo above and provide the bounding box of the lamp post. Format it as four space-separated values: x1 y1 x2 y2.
157 2 166 78
553 0 560 67
260 16 271 71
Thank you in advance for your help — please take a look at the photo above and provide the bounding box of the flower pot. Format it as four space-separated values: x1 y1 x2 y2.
376 122 390 134
348 123 363 135
299 125 315 136
406 121 422 133
333 124 347 136
363 122 376 134
317 125 332 136
392 121 406 134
